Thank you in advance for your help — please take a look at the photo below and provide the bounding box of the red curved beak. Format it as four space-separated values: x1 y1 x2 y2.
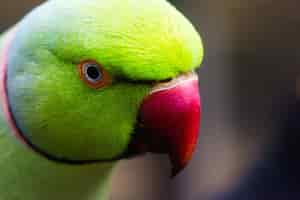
136 72 201 177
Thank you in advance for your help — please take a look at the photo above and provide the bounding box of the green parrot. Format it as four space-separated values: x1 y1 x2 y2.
0 0 203 199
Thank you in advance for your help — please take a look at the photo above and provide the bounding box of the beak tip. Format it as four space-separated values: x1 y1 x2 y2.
170 154 189 178
171 165 183 178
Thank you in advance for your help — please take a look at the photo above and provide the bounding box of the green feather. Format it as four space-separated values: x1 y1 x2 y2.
0 32 113 200
0 0 203 199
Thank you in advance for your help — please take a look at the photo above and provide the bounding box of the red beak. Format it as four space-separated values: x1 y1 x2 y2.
132 72 201 177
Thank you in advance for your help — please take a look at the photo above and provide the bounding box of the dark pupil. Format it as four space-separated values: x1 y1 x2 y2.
87 65 101 80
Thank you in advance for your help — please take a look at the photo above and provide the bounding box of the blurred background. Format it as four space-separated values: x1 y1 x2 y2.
2 0 300 200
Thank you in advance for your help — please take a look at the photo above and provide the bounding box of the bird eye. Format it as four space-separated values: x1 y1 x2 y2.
84 63 102 82
77 60 112 89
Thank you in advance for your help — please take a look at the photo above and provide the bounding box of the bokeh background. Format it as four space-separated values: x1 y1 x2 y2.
2 0 300 200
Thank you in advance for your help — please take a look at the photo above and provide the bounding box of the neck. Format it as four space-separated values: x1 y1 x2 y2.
0 128 115 200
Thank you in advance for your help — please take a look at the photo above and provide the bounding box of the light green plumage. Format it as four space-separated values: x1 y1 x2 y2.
12 0 202 80
0 123 114 200
0 32 113 200
7 0 202 161
0 0 203 199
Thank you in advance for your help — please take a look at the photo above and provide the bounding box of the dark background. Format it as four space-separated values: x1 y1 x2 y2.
2 1 300 200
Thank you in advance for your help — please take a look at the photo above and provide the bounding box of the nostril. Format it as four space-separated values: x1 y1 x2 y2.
158 78 173 83
150 71 198 94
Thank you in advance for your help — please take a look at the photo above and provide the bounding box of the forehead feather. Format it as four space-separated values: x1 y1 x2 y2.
12 0 203 80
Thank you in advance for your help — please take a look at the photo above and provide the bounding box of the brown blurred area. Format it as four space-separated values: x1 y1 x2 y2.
0 0 43 30
2 1 300 200
177 1 300 200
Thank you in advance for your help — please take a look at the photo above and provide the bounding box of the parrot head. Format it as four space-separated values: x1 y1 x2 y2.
2 0 203 176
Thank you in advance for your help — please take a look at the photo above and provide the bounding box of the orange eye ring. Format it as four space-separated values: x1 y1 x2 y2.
77 60 112 89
